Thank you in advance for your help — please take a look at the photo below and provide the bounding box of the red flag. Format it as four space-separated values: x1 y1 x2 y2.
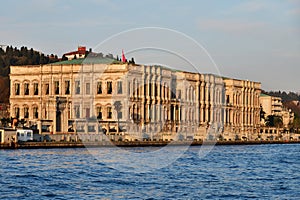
121 49 126 62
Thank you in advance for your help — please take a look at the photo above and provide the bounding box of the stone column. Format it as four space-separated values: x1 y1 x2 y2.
201 82 205 124
205 83 210 122
195 82 200 124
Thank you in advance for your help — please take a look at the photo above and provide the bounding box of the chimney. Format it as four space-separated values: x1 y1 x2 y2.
78 46 86 54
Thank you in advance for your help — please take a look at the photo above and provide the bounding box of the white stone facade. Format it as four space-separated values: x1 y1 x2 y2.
10 62 261 141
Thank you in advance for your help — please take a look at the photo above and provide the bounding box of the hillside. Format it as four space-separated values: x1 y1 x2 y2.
0 46 59 103
283 101 300 116
262 90 300 103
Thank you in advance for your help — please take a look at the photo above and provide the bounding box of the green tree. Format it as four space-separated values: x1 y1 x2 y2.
265 115 283 127
0 57 5 69
292 114 300 133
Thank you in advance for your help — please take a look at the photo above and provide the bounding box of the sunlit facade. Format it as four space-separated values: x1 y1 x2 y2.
10 60 261 141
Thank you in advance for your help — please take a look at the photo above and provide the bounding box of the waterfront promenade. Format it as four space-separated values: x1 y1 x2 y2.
1 139 300 149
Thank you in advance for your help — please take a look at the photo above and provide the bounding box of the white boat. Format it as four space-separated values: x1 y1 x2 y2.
16 129 33 142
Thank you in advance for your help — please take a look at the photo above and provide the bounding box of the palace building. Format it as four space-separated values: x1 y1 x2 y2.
222 78 261 141
9 58 261 141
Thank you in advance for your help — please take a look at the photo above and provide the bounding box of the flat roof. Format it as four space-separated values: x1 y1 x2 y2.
260 93 270 97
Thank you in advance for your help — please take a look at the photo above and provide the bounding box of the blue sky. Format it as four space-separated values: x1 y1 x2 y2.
1 0 299 92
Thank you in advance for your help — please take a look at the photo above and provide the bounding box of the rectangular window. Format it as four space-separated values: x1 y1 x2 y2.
34 83 39 95
107 107 112 119
54 81 59 95
75 81 80 94
45 83 49 95
24 83 29 95
226 95 230 104
15 83 20 95
97 107 102 119
177 90 181 99
24 107 29 118
75 106 80 118
65 80 70 95
97 82 102 94
117 81 123 94
107 81 112 94
128 82 131 95
86 108 90 118
86 83 90 95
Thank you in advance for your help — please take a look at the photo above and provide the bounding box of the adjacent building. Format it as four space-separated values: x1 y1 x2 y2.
260 94 294 128
260 94 283 116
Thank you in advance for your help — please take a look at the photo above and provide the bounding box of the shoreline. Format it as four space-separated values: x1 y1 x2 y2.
1 140 300 149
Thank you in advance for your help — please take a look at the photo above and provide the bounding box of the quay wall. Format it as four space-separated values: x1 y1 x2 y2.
1 140 299 149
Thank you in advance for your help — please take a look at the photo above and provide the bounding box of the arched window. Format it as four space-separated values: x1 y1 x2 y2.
107 106 112 119
24 82 29 95
96 106 102 119
14 106 20 119
33 82 39 95
97 81 102 94
14 82 20 95
24 106 29 118
33 106 38 119
107 81 112 94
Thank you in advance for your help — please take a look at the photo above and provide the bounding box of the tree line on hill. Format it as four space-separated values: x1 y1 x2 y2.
262 90 300 102
0 46 59 77
0 46 59 103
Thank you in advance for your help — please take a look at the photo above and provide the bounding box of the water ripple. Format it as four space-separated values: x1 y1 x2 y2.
0 144 299 199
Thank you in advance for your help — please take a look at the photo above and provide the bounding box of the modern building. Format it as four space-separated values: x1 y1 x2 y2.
260 94 282 116
10 57 261 141
260 94 294 128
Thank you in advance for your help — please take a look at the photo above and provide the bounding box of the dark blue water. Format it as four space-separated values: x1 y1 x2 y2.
0 144 299 199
